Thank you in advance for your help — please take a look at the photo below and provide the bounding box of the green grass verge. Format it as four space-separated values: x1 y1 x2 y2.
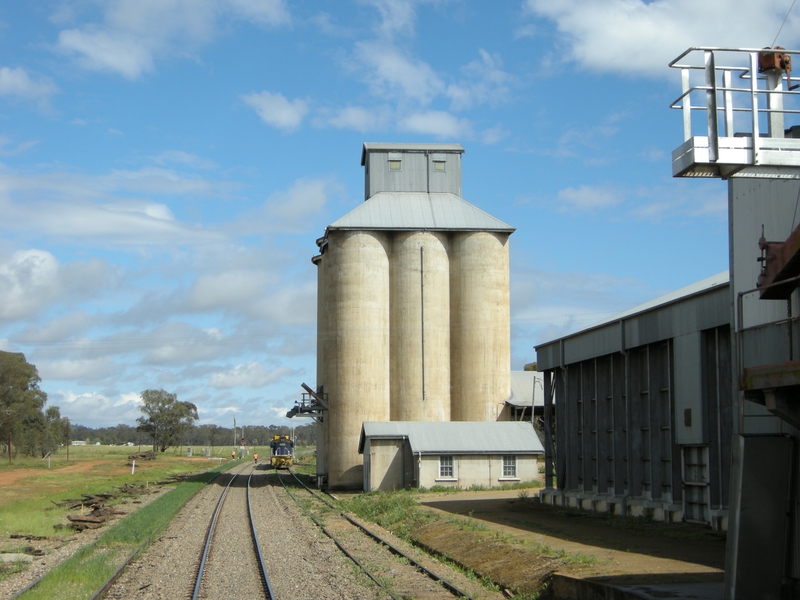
16 461 236 600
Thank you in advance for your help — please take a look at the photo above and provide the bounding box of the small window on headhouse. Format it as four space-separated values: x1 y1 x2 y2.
433 160 446 171
389 160 401 171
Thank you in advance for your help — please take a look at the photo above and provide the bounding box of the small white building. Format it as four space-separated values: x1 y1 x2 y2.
358 421 544 492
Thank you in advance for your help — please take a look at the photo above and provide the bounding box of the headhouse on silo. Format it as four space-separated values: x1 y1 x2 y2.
301 143 515 490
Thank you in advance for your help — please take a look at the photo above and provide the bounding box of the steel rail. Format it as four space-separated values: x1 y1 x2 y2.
192 462 273 600
283 470 474 600
275 471 404 600
247 469 276 600
11 466 231 600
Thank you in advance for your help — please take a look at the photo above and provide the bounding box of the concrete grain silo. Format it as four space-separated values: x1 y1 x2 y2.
390 231 451 422
450 231 511 421
311 143 514 490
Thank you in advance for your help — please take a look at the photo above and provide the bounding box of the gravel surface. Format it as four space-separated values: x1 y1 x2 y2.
275 472 505 600
251 468 380 599
199 470 266 599
107 465 383 600
0 487 169 600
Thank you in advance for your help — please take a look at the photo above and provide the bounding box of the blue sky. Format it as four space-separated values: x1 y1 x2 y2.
1 0 797 429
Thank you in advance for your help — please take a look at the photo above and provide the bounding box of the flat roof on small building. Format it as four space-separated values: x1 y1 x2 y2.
361 142 464 165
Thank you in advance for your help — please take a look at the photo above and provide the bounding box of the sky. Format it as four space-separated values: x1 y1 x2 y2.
1 0 798 429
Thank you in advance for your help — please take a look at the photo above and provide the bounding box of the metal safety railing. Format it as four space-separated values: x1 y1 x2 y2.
736 274 800 389
670 47 800 164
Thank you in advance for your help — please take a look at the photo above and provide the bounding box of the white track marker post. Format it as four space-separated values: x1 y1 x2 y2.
131 459 136 475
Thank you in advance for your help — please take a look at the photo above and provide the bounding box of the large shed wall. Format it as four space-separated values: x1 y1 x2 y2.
538 285 732 528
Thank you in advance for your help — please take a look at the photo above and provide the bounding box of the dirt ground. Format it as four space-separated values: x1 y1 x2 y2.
412 489 726 595
0 460 132 488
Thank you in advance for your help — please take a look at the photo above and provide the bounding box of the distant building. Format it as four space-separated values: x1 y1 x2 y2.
497 370 544 422
70 440 87 446
358 421 543 492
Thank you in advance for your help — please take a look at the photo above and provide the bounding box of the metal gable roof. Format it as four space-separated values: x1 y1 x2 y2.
505 371 545 408
327 192 515 232
358 421 544 454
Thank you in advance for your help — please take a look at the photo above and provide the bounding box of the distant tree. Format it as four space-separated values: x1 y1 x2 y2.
136 389 198 452
523 362 538 372
0 351 50 459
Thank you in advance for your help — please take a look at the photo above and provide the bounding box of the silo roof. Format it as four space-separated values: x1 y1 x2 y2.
358 421 543 454
327 192 515 233
361 142 464 165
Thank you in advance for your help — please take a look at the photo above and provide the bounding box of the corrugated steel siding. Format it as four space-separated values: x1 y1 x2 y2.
543 325 732 519
363 145 463 199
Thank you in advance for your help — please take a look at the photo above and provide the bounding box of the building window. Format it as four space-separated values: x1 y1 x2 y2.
503 455 517 478
433 160 446 171
389 159 401 171
439 455 454 478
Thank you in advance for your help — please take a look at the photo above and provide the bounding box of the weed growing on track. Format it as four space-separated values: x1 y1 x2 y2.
16 462 234 600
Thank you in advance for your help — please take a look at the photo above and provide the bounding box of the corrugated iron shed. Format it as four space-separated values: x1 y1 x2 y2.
358 421 543 454
361 142 464 165
327 192 514 232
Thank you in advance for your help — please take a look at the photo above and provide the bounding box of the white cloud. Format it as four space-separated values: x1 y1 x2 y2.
0 250 60 320
0 250 118 321
186 270 272 312
510 265 653 348
0 136 39 156
355 41 444 105
0 167 237 247
151 150 218 170
399 110 472 138
56 0 291 79
482 125 509 145
58 29 156 79
558 185 622 212
15 312 94 343
366 0 418 38
522 0 800 77
227 0 291 26
53 390 143 428
446 49 513 111
241 91 309 131
39 357 116 383
209 362 294 388
0 67 58 101
319 106 391 132
262 178 331 230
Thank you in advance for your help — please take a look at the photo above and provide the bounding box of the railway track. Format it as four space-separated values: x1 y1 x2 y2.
191 462 274 600
276 469 475 600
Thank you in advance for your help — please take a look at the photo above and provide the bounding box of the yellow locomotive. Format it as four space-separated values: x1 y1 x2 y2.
270 435 294 469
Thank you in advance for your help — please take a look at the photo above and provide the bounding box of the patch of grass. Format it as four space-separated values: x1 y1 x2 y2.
17 462 232 600
0 560 29 583
341 490 432 538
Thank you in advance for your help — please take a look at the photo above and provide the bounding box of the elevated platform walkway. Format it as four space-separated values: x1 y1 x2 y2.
670 47 800 179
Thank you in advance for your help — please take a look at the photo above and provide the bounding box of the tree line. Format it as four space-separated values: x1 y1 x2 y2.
0 351 316 460
0 351 70 459
71 421 316 448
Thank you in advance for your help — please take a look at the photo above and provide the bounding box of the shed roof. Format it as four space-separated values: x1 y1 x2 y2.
535 270 729 351
361 142 464 165
328 192 515 232
358 421 544 455
505 371 544 408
